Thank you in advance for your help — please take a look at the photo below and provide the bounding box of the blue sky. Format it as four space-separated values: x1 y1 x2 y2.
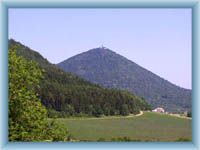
9 8 192 89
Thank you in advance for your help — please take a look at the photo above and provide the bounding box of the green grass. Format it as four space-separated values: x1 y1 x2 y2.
54 112 192 141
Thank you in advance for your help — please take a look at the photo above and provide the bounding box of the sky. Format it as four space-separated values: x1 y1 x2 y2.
8 8 192 89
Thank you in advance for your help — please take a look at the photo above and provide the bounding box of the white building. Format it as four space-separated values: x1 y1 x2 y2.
152 107 165 113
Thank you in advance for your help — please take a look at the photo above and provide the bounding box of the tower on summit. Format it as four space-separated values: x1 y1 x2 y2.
100 45 106 49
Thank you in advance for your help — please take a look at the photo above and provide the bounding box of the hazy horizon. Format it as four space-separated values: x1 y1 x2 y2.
9 8 192 89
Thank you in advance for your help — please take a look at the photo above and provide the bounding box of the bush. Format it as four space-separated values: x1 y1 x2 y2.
66 134 74 141
97 138 106 142
93 105 103 117
62 104 75 116
45 120 68 141
111 136 132 142
47 109 61 118
187 111 192 117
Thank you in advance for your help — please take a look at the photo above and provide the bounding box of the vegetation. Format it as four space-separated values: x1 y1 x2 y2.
187 111 192 117
55 112 192 142
175 137 191 142
9 39 151 118
58 47 191 113
9 47 68 141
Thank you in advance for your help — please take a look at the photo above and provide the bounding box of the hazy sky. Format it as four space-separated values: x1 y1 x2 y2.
9 8 192 89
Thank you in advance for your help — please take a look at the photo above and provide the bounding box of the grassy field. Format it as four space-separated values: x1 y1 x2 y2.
55 112 192 141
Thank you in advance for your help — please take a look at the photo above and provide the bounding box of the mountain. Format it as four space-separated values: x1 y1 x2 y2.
58 47 191 113
9 39 151 117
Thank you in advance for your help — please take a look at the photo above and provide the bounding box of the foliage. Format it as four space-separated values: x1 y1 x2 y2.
62 104 75 116
175 137 191 142
187 111 192 117
120 104 129 116
47 109 61 118
97 137 106 142
45 120 68 141
9 47 67 141
111 136 132 142
9 48 47 141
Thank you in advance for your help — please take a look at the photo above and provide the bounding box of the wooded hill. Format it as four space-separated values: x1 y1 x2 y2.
58 47 191 113
9 39 151 117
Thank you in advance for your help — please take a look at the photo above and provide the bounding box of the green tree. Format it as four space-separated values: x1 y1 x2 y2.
45 120 68 141
47 109 61 118
103 103 111 116
9 48 47 141
94 105 103 117
85 105 95 116
62 104 75 116
9 48 67 141
187 111 192 117
120 104 129 116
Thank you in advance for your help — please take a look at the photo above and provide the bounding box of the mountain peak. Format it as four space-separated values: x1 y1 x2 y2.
58 47 191 113
86 46 118 57
90 46 113 52
99 45 108 49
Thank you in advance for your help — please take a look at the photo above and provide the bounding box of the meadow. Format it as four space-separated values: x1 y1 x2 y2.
55 112 192 141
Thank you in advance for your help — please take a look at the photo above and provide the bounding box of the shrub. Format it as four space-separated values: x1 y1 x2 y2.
97 138 106 142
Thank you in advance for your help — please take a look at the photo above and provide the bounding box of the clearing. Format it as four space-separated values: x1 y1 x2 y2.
55 112 192 141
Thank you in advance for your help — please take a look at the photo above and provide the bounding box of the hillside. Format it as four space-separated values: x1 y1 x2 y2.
58 47 191 112
9 39 151 117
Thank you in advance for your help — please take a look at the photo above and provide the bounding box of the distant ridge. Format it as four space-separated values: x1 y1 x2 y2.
58 47 191 112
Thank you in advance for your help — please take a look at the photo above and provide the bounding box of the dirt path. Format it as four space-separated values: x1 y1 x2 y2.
135 111 143 117
168 114 192 120
62 111 144 121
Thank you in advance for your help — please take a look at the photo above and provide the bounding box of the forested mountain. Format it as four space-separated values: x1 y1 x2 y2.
58 47 192 112
9 39 151 117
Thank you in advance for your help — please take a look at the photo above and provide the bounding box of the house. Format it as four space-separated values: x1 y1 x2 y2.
152 107 165 113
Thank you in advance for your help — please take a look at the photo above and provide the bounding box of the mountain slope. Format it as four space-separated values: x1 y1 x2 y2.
58 47 191 112
9 39 151 117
